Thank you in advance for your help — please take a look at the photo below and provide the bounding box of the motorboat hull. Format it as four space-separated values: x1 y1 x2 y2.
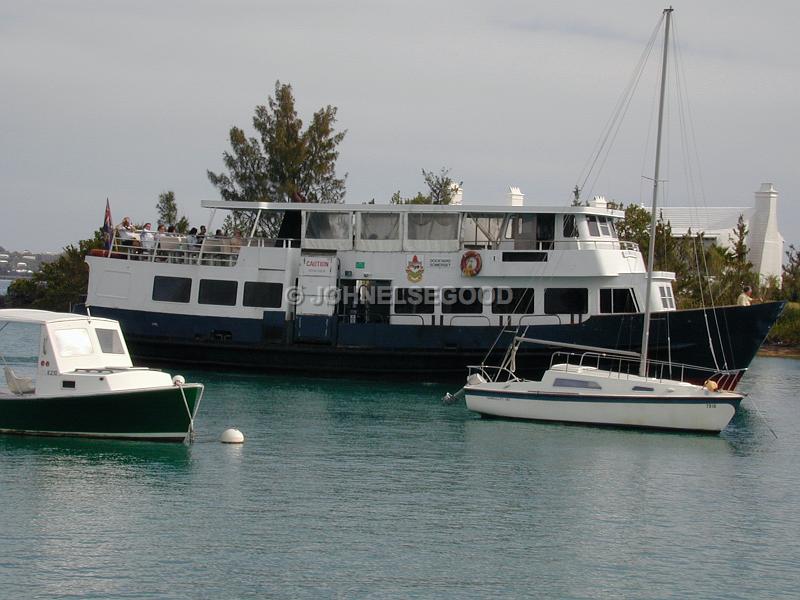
0 384 203 442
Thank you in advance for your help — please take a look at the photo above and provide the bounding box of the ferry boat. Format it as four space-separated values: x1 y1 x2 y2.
81 196 783 388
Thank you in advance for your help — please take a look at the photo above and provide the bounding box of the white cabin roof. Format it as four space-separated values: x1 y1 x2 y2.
199 200 624 218
0 309 117 326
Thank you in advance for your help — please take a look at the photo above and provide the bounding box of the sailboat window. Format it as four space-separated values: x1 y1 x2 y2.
553 378 602 390
441 288 484 314
544 288 588 314
600 289 638 314
407 214 459 240
53 328 94 357
96 328 125 354
359 213 400 240
492 288 535 314
199 279 238 306
152 276 191 303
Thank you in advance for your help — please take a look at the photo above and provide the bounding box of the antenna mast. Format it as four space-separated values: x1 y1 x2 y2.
639 7 673 377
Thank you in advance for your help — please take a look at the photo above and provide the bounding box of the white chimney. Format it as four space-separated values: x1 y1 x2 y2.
508 186 524 206
450 184 463 205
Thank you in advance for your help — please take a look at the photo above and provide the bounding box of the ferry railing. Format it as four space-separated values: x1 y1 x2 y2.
106 232 246 266
548 350 745 387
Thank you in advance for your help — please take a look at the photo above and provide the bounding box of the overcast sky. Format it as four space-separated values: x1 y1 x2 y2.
1 0 798 253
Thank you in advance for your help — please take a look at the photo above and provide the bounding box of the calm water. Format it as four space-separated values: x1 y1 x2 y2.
1 343 799 598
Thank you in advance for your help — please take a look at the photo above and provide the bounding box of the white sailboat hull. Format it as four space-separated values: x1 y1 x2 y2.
465 391 736 432
464 366 743 432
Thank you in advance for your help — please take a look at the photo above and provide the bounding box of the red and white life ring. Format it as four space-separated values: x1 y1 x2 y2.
460 250 482 277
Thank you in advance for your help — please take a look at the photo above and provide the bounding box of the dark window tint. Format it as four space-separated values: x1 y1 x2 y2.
563 215 578 238
544 288 588 314
442 288 483 314
492 288 535 314
394 288 435 314
199 279 237 306
152 276 191 303
502 252 547 262
600 288 638 314
243 282 283 308
553 377 601 389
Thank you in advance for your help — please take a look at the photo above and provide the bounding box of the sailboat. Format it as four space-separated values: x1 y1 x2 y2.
462 8 745 433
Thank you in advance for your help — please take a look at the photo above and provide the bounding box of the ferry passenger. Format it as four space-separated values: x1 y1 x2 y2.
230 230 243 253
737 285 753 306
140 223 155 251
116 217 136 246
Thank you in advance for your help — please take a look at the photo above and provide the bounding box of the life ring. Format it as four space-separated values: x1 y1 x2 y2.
461 250 482 277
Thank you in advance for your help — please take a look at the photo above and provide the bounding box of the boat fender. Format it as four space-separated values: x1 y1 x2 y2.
704 380 719 392
460 250 482 277
172 375 186 386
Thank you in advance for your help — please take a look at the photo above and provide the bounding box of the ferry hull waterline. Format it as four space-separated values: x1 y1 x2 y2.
80 301 782 385
82 200 783 389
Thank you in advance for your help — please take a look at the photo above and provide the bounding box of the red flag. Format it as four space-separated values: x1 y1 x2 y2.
102 199 113 250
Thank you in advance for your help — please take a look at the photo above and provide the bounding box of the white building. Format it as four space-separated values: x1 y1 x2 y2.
658 183 784 284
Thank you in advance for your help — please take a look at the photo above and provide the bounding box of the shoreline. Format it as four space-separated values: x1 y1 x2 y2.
758 344 800 359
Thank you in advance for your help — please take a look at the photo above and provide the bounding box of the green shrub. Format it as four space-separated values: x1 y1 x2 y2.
766 303 800 345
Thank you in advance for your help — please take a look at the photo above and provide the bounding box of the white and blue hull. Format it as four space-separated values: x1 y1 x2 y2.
465 389 739 432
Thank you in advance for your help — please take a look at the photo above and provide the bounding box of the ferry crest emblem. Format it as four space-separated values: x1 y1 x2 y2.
406 255 424 282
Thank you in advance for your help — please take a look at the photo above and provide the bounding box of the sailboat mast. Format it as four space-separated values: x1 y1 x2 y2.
639 7 673 377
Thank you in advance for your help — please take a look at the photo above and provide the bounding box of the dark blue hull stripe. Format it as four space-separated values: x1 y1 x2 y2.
468 388 742 407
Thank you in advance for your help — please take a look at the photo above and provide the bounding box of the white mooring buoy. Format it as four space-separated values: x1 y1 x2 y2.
220 428 245 444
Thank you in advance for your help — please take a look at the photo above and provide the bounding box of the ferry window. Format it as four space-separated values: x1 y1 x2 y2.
587 216 600 237
243 282 283 308
407 214 459 240
598 216 612 236
659 285 676 309
96 328 125 354
394 288 436 314
199 279 238 306
360 213 400 240
537 214 555 246
600 289 638 314
152 276 191 303
492 288 535 314
544 288 588 314
305 212 351 240
563 215 578 238
441 288 484 314
52 328 93 357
